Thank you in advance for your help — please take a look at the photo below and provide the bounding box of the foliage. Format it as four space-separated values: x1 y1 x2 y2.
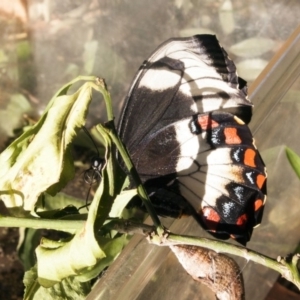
286 147 300 180
0 77 130 299
0 77 299 299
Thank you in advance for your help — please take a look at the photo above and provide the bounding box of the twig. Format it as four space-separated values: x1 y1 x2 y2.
109 218 300 289
0 215 84 232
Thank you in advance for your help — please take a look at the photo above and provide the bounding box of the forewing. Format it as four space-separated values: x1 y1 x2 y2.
118 34 253 162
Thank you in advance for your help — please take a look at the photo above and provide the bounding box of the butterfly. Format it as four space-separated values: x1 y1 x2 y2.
117 34 267 244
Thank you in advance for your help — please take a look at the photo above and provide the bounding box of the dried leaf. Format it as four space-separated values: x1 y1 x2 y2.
229 37 277 58
171 245 245 300
236 58 268 81
219 0 235 34
0 82 92 212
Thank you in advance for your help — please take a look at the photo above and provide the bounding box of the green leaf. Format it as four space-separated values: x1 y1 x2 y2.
92 123 127 227
286 147 300 179
18 228 41 271
35 123 126 285
24 265 91 300
37 192 85 211
76 235 129 282
36 221 106 287
35 205 81 220
0 81 93 213
109 189 137 218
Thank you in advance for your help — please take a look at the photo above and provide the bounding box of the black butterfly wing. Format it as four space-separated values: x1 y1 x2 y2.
118 35 267 244
118 34 253 163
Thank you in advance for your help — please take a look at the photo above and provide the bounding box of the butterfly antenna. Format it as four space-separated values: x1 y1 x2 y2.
78 185 92 211
82 126 100 157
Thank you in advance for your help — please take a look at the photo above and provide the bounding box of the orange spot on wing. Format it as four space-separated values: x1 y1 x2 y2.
254 199 263 211
256 174 266 189
236 214 247 227
201 207 220 232
198 115 219 130
224 127 242 144
244 148 256 167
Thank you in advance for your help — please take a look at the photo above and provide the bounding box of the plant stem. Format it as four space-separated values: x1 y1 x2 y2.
95 78 114 122
109 218 300 289
166 234 282 273
100 123 164 235
166 234 300 289
0 216 84 232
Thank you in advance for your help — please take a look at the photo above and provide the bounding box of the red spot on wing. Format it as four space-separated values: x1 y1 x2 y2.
224 128 242 144
254 199 263 211
244 148 256 167
201 207 221 232
256 174 266 189
236 214 247 227
197 115 219 130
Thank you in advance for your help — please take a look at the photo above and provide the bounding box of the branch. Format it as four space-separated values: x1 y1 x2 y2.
0 215 84 232
109 218 300 289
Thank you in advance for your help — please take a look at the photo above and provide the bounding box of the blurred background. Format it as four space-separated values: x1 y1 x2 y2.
0 0 299 299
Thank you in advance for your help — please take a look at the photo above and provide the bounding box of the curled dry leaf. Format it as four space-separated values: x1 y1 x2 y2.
0 81 93 213
170 245 245 300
